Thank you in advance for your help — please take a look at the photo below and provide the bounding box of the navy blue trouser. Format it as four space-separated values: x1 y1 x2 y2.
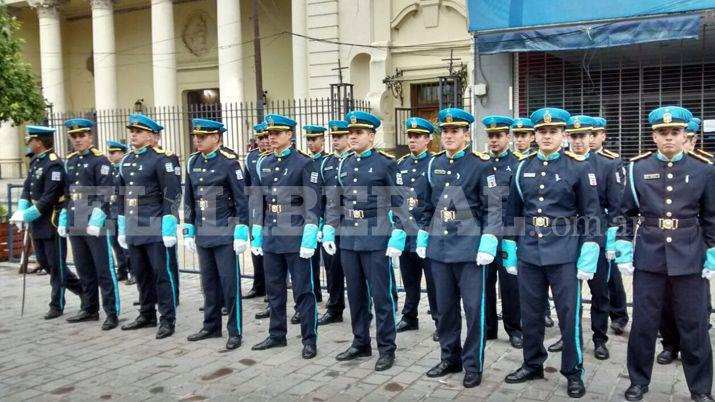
628 270 712 394
585 251 610 344
485 254 521 338
518 261 583 379
430 260 486 373
341 249 397 356
197 243 242 337
607 259 629 326
70 233 120 316
109 221 129 276
322 239 345 315
250 254 266 294
129 242 177 326
660 285 712 352
169 246 179 301
264 251 317 346
35 234 82 312
399 251 438 325
311 249 322 302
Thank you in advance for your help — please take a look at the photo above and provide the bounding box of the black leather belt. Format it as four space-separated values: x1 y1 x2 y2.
641 216 698 230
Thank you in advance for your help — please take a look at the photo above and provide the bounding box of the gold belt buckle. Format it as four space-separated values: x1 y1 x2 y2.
350 209 364 219
128 199 137 207
659 218 678 230
407 197 418 208
71 193 80 201
440 209 456 222
533 216 550 227
199 200 208 209
270 204 283 213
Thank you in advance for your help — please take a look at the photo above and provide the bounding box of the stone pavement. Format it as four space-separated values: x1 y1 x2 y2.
0 264 711 401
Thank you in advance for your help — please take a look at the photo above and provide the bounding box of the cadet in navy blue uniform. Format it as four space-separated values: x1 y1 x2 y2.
106 140 132 284
322 111 411 372
394 117 439 338
304 124 328 303
481 115 523 349
244 123 270 302
57 119 119 330
183 119 249 351
117 114 181 339
316 120 350 325
419 108 500 388
12 126 83 319
503 108 600 398
250 114 320 359
616 106 714 402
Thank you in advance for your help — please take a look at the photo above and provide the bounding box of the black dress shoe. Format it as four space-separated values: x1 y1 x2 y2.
44 309 63 320
610 321 626 335
463 371 482 388
548 338 563 352
505 367 545 384
226 336 242 350
187 329 222 341
221 307 228 316
242 288 265 299
567 378 586 398
252 337 287 350
509 334 523 349
692 393 715 402
426 361 462 377
486 332 498 340
375 354 394 371
132 300 140 306
291 311 302 324
625 384 648 401
656 349 678 365
156 324 175 339
116 271 128 281
125 277 136 285
102 315 118 330
66 310 100 323
594 342 609 360
302 344 317 359
396 319 418 333
432 330 439 342
336 346 372 361
255 306 270 319
121 315 157 330
544 315 555 328
317 312 343 325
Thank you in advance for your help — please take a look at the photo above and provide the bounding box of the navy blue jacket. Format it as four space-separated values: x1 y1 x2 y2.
20 150 65 239
587 150 625 244
396 151 433 252
64 147 114 232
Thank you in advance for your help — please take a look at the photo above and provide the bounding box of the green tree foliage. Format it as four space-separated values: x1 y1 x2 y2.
0 3 46 125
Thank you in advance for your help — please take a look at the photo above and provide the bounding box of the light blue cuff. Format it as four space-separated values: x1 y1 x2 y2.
88 207 107 228
300 224 319 249
318 217 324 232
323 225 336 243
387 229 406 251
118 215 126 236
23 206 40 222
605 227 618 252
502 239 517 268
17 199 30 212
251 225 263 248
614 240 633 264
477 234 499 257
58 208 68 228
577 241 600 274
161 215 177 238
183 223 195 238
234 224 249 241
416 229 429 248
705 248 715 270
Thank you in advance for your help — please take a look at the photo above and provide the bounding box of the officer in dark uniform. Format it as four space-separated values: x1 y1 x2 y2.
58 119 119 330
183 119 249 351
394 117 438 339
304 124 328 306
420 109 501 388
244 123 270 302
117 114 181 339
250 114 320 359
616 106 714 402
316 120 350 325
12 126 83 319
323 111 411 372
481 115 523 349
503 107 600 398
106 140 132 284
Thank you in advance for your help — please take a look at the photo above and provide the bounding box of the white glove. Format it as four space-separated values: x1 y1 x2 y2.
322 241 336 256
10 210 24 231
577 270 594 281
184 237 197 253
57 225 67 238
299 247 314 259
618 263 635 276
86 225 100 237
163 236 177 248
317 231 323 243
118 234 128 249
476 252 495 266
702 268 715 280
251 246 263 256
391 256 400 269
385 246 402 258
416 246 426 259
234 239 247 255
605 250 616 261
505 266 517 275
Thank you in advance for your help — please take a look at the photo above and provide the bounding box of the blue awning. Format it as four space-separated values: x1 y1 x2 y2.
477 14 702 55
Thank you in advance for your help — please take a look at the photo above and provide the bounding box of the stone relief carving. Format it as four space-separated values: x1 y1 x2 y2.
182 11 212 57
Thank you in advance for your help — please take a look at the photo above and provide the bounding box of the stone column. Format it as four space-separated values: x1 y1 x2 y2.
217 0 244 154
291 0 308 99
30 0 67 113
0 122 23 178
90 0 118 111
151 0 178 107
